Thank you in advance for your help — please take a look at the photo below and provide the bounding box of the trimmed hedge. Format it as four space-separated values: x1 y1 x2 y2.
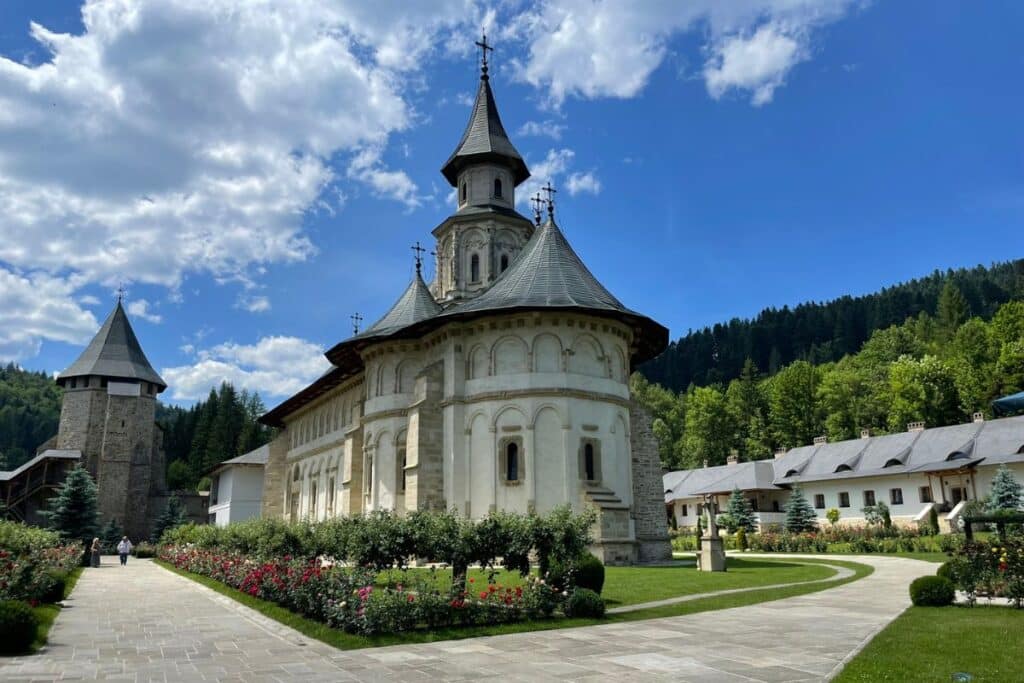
909 575 955 607
563 588 605 618
574 553 605 595
0 600 39 654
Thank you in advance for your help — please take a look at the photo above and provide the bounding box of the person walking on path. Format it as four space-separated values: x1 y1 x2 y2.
116 537 133 566
90 538 101 567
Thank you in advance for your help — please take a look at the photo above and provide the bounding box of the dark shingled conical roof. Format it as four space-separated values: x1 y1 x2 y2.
358 271 441 339
441 75 529 187
58 301 166 390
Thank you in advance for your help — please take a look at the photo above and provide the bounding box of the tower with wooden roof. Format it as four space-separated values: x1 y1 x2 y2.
55 299 168 540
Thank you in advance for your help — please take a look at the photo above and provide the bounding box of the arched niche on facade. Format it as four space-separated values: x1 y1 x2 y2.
493 335 529 375
532 333 563 373
568 333 607 378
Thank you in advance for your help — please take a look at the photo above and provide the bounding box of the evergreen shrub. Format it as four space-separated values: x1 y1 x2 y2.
936 561 957 583
909 575 955 606
0 600 38 654
133 543 157 558
562 588 605 618
574 553 605 595
38 569 68 604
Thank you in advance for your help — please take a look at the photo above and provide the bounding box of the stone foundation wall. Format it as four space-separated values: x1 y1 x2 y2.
629 400 672 563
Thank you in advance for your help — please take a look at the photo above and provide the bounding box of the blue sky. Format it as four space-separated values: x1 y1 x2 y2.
1 1 1021 405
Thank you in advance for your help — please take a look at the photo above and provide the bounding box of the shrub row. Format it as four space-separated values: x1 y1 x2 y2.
670 527 962 555
162 506 595 577
0 520 81 604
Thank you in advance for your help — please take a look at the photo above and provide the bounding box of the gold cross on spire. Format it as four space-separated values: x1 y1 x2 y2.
475 31 493 76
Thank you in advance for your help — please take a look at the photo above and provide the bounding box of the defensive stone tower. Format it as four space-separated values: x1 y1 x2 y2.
55 301 168 541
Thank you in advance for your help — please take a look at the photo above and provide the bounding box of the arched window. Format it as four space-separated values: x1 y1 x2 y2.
584 443 595 481
884 458 903 468
399 448 407 493
500 254 509 272
309 480 318 518
470 253 480 282
460 182 467 203
493 177 503 198
506 442 519 482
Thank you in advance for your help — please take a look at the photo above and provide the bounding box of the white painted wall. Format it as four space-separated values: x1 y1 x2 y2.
208 466 265 526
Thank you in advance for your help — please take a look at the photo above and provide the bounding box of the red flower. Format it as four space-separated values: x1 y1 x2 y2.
469 577 475 583
479 591 488 600
407 594 415 603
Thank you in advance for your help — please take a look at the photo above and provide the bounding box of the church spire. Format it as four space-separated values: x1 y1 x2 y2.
441 33 529 187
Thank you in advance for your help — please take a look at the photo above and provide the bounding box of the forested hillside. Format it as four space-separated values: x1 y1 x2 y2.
634 289 1024 471
641 259 1024 392
0 367 272 490
158 383 275 491
0 364 62 470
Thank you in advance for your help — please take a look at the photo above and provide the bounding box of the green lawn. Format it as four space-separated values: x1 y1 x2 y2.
31 566 83 652
381 558 835 607
157 557 869 651
836 606 1024 682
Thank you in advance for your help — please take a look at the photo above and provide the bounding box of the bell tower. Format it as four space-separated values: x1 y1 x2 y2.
432 33 535 303
55 297 168 541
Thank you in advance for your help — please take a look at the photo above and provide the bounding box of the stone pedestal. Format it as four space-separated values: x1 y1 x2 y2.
697 535 726 572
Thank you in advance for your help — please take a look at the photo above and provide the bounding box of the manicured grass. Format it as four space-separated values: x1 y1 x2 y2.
835 606 1024 682
156 557 870 651
382 558 835 607
31 566 83 652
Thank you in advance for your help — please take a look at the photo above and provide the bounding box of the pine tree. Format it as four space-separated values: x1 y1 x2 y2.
726 486 757 533
937 281 970 340
988 464 1023 512
100 517 123 553
42 465 99 549
784 486 818 532
151 496 186 543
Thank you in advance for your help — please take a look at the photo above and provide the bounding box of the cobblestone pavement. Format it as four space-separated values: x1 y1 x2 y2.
0 554 935 682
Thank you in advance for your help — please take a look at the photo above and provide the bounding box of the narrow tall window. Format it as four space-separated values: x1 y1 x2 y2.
470 254 480 282
460 182 467 203
500 254 509 272
493 177 503 198
584 443 595 481
506 442 518 482
310 481 318 518
399 448 407 493
680 504 688 517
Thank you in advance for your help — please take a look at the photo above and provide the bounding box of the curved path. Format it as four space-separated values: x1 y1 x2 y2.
1 554 935 682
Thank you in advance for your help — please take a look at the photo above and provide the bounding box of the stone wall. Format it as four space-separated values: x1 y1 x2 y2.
406 361 445 511
260 434 289 519
629 400 672 563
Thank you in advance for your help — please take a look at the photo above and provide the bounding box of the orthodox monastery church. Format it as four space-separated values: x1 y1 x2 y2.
258 44 672 564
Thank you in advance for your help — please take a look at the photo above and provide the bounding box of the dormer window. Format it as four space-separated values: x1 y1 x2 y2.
884 458 903 468
493 177 503 198
835 464 853 473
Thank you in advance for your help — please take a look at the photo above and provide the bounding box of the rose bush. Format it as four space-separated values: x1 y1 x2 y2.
949 537 1024 607
0 521 81 604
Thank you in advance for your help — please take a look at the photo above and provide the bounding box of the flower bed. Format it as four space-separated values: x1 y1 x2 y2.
947 537 1024 607
0 521 82 605
160 545 562 635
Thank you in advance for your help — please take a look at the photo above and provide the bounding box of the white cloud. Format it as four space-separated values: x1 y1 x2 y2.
509 0 859 107
126 298 162 323
517 148 575 210
566 171 601 196
162 335 330 401
704 24 805 106
237 295 271 314
347 146 422 209
517 119 567 140
0 268 98 362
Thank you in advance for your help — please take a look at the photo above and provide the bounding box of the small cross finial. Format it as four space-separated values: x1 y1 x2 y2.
542 181 557 219
411 241 426 276
475 31 493 77
116 282 127 304
530 192 544 226
351 312 363 335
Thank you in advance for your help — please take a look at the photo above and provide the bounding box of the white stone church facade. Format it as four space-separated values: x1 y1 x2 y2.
258 55 671 564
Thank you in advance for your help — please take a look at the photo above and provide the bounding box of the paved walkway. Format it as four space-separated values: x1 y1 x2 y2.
1 554 936 682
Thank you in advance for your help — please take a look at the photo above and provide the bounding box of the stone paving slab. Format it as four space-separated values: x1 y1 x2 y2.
0 553 935 682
